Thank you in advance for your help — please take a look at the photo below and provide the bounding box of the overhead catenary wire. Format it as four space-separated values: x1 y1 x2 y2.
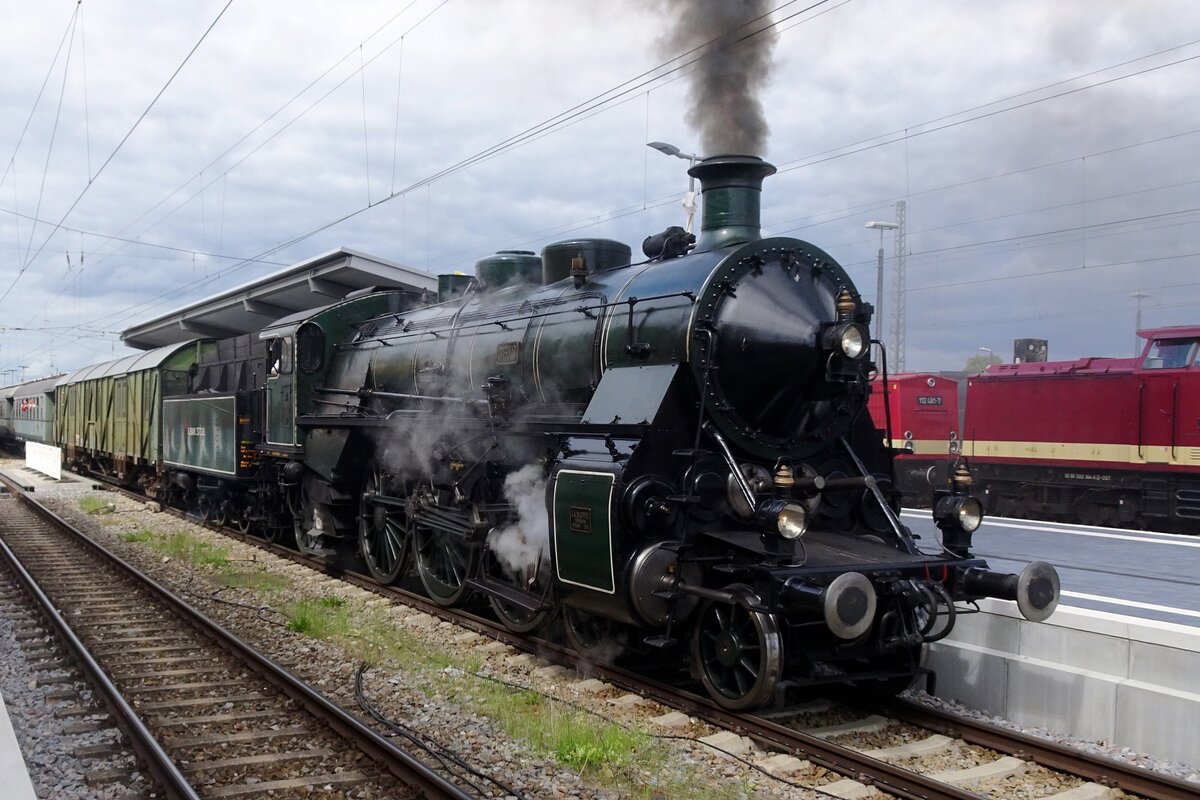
2 4 1200 374
81 0 438 275
22 9 79 271
57 0 839 334
2 0 239 307
0 2 80 193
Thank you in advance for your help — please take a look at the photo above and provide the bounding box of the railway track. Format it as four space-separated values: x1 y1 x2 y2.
0 569 159 795
0 475 475 799
78 469 1198 800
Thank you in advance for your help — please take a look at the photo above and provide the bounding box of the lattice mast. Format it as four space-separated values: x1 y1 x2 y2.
889 200 908 371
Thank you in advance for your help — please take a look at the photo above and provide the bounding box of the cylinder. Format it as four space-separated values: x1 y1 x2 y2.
541 238 632 285
474 250 543 290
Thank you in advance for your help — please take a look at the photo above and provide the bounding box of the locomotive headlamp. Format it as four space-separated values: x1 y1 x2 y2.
755 499 809 540
776 503 808 539
822 323 868 359
934 495 984 533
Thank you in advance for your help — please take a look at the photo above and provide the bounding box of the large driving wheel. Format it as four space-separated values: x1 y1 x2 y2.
414 526 477 607
485 550 553 633
563 604 626 664
358 461 411 584
692 585 783 711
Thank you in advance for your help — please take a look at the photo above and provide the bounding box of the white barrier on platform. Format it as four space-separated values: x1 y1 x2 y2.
24 442 61 481
926 598 1200 766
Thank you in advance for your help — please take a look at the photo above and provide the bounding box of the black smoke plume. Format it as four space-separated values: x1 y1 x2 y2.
662 0 776 155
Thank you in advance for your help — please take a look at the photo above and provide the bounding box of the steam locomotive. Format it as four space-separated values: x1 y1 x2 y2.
7 155 1060 709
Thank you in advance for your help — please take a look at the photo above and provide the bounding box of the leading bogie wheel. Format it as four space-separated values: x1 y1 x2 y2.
358 461 411 584
414 526 477 607
692 584 783 711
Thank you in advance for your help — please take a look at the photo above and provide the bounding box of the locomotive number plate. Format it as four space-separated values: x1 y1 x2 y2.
917 395 944 406
568 506 593 534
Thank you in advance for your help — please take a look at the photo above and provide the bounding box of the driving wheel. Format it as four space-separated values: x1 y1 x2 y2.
414 526 477 607
358 460 411 584
692 584 782 710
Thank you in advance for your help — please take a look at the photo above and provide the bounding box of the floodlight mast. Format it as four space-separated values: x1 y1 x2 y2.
865 220 899 363
648 141 701 233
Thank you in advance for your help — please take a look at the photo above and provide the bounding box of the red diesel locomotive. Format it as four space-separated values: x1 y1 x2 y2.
963 325 1200 532
867 373 962 506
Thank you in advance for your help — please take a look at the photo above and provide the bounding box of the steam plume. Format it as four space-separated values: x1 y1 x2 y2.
662 0 776 155
487 464 550 579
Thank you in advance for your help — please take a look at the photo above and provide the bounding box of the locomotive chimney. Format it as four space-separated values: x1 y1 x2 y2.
688 154 777 252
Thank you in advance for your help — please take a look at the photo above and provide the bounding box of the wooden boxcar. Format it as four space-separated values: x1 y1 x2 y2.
56 341 212 483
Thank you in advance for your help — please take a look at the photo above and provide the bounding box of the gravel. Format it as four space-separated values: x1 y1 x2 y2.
0 571 154 798
903 688 1200 783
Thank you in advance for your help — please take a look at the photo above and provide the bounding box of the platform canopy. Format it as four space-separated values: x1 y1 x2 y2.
121 248 438 350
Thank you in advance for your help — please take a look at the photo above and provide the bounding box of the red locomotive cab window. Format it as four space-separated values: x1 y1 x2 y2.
1142 337 1200 370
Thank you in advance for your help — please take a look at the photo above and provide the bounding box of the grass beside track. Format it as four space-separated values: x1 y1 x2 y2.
84 493 773 799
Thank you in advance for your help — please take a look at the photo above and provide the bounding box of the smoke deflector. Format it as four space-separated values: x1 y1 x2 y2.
688 154 776 252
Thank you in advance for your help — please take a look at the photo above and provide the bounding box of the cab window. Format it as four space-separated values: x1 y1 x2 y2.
268 337 294 376
1142 337 1199 369
296 323 325 373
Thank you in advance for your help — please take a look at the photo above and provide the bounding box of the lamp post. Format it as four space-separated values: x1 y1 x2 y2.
865 221 899 359
1131 292 1149 356
648 141 701 233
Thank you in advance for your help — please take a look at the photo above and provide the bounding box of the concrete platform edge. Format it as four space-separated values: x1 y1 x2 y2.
926 599 1199 766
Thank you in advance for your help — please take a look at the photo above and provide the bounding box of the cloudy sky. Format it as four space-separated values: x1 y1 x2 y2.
1 0 1198 383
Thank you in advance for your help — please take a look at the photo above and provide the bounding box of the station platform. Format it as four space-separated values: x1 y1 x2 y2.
0 689 38 800
927 597 1200 768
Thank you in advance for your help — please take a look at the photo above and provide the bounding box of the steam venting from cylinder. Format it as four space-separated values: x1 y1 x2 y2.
661 0 776 155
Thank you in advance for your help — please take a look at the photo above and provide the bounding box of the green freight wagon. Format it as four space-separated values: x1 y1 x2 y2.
56 340 213 483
